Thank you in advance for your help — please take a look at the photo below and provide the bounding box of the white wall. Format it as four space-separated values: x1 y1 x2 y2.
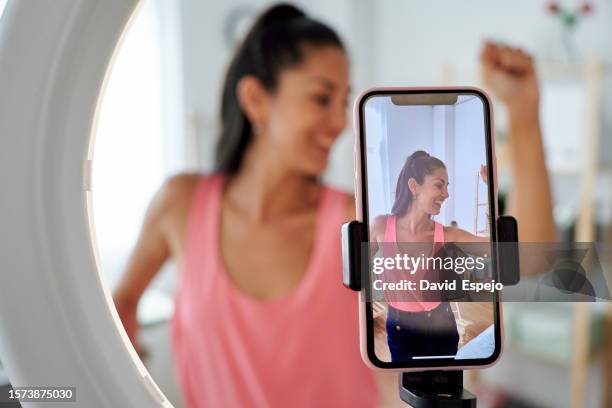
386 106 434 181
453 97 488 233
374 1 612 84
432 105 455 224
364 97 387 220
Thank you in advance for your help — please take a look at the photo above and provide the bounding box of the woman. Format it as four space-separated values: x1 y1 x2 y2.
371 151 488 362
112 4 377 408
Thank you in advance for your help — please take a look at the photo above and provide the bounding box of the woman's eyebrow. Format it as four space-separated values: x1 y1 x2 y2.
307 78 351 98
308 77 347 92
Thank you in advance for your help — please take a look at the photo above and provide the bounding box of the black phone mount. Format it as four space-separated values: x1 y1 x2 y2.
400 370 475 408
341 216 519 407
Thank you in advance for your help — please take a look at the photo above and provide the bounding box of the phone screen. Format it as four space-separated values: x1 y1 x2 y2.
357 89 501 369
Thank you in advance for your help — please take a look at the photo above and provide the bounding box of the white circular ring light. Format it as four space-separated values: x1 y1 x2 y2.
0 1 172 406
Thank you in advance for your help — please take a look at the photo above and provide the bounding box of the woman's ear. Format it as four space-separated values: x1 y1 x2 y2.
236 76 268 126
408 178 418 196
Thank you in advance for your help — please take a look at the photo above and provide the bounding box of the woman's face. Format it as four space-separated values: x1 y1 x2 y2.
260 46 350 176
411 167 449 215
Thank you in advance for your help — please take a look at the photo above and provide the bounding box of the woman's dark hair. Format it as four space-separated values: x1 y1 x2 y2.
391 151 446 217
214 4 345 174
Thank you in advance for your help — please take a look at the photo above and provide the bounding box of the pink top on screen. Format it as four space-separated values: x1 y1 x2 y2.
383 214 444 312
171 175 377 408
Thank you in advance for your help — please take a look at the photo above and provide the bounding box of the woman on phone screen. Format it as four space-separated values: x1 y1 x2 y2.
371 151 488 361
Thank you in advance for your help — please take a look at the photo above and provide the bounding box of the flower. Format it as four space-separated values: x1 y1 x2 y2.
580 2 593 15
547 1 561 14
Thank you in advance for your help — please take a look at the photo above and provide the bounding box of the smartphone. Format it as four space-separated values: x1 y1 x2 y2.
353 87 502 371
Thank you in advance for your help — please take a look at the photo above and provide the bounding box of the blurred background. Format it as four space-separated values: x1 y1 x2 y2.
2 0 612 407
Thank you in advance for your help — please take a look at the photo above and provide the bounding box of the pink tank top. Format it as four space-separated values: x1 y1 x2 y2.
171 175 377 408
383 215 445 312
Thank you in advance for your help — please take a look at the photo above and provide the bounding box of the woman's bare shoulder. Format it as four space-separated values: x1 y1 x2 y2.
443 225 463 240
372 214 389 227
154 173 203 218
443 225 488 242
130 173 204 257
162 172 201 199
371 214 390 241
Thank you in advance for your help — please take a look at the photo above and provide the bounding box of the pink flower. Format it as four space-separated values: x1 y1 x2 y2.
547 1 561 14
580 2 593 15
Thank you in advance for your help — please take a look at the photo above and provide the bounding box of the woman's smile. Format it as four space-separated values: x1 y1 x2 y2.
433 197 446 209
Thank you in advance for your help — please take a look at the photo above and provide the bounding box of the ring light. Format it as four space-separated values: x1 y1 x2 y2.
0 1 172 406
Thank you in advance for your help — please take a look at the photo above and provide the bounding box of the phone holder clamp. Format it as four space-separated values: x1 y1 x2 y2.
399 370 476 408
